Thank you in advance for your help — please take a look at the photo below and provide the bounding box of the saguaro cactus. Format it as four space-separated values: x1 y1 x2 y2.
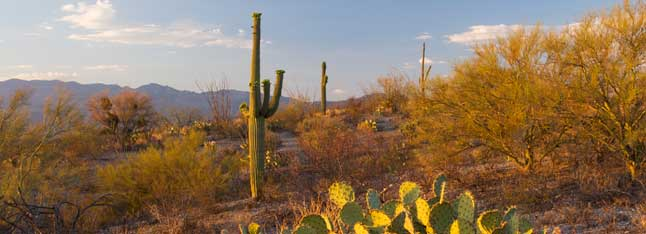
240 12 285 199
420 42 432 93
321 61 328 114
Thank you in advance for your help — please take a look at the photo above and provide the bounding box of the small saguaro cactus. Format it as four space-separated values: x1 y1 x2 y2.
420 42 432 93
321 61 328 114
240 12 285 199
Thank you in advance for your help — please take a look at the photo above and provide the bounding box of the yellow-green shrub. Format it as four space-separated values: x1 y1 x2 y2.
97 130 244 214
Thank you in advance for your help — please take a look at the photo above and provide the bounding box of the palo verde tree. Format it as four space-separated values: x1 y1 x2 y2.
416 27 569 172
239 12 285 199
554 0 646 179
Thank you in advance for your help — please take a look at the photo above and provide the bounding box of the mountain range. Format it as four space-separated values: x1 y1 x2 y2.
0 79 287 121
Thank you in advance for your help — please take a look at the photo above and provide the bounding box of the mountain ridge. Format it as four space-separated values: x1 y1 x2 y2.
0 79 284 120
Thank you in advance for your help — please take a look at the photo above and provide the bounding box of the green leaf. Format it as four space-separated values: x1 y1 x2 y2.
248 222 261 234
365 210 391 227
477 210 503 234
414 198 431 227
433 174 447 202
452 191 475 223
299 214 332 232
239 224 249 234
450 219 476 234
399 181 421 205
519 218 533 234
340 202 364 226
430 202 455 234
354 223 370 234
329 182 355 207
382 200 405 218
293 225 318 234
389 212 415 234
366 189 381 210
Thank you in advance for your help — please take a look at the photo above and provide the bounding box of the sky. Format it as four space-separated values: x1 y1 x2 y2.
0 0 620 100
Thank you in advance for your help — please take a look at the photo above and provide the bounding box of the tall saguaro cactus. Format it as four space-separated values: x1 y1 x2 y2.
321 61 328 114
240 12 285 199
420 42 432 93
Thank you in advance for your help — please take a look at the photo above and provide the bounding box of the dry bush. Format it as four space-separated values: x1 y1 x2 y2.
296 115 409 184
267 88 316 132
1 89 111 233
87 90 157 150
366 71 412 114
162 106 205 127
0 89 31 162
197 79 237 138
339 96 381 126
97 130 245 215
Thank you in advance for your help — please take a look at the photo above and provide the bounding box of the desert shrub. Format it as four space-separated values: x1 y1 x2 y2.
97 130 244 215
296 115 408 182
368 72 413 114
87 90 157 150
0 90 110 233
161 106 205 127
357 119 378 132
409 27 569 172
550 1 646 179
268 89 316 132
0 89 30 162
338 96 380 126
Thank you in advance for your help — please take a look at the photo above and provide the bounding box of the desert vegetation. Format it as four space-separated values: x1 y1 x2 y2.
1 1 645 233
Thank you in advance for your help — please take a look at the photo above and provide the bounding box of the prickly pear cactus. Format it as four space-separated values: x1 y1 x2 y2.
452 191 475 223
329 182 355 207
366 189 381 209
340 202 363 225
477 210 503 234
242 175 541 234
399 181 421 205
298 214 333 233
430 202 455 234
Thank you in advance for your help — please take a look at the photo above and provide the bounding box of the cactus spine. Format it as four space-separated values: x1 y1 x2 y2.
241 12 285 199
321 61 328 114
420 42 432 93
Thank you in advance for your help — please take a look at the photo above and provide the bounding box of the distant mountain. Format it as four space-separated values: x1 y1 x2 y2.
0 79 288 121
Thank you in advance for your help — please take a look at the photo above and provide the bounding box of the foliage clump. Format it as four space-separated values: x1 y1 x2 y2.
97 130 244 214
88 90 157 150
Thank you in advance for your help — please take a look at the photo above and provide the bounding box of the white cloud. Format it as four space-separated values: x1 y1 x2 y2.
12 72 79 80
84 64 128 71
39 22 54 30
60 0 114 30
446 23 579 45
6 65 34 69
59 1 254 49
418 57 446 65
446 24 522 45
402 62 415 70
23 33 42 37
332 89 345 95
415 32 432 40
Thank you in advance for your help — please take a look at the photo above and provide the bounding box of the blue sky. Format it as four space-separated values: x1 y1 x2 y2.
0 0 618 100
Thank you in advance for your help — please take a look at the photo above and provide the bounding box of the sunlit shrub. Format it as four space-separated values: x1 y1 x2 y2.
97 130 244 214
297 115 408 181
